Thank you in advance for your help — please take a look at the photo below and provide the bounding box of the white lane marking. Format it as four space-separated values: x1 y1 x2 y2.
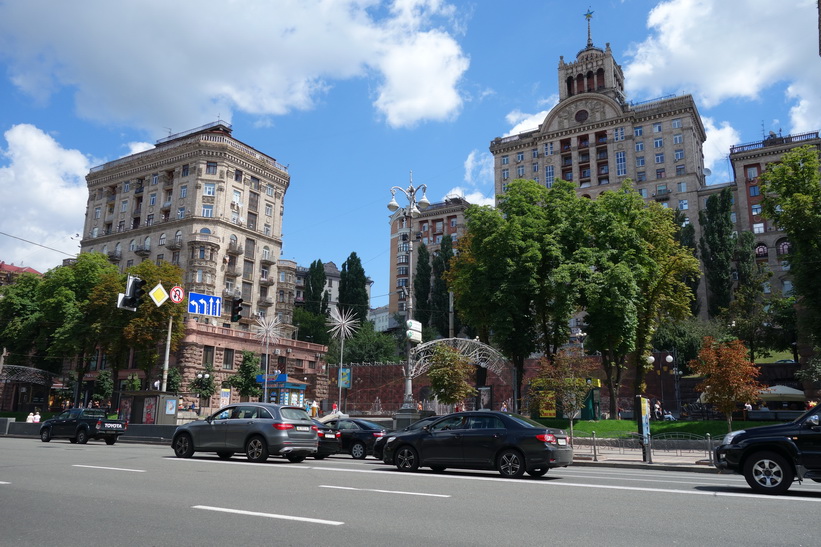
73 465 145 473
319 485 450 498
0 481 10 484
167 458 311 469
168 459 821 502
193 505 343 526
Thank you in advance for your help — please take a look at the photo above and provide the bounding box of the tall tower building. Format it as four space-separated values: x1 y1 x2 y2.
490 14 710 307
80 121 291 328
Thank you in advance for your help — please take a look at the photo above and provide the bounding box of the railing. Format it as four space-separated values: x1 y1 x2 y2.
730 130 820 154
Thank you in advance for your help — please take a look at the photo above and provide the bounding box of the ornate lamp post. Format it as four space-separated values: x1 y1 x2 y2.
388 172 430 409
254 315 283 404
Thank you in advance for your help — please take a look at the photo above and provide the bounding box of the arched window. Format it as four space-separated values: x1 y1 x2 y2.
777 240 791 255
174 230 182 244
755 244 768 258
129 239 136 251
200 227 211 234
101 245 108 254
159 233 166 246
144 236 151 249
262 246 270 260
230 234 238 245
115 242 121 253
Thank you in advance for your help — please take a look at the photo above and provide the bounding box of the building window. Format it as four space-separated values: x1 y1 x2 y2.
532 149 538 159
676 165 685 176
202 346 214 366
752 204 762 215
202 204 214 217
502 168 509 180
544 142 554 155
749 185 760 197
180 185 188 198
517 165 525 177
146 214 154 226
673 134 683 144
655 153 664 164
730 212 737 223
263 224 271 236
532 163 539 173
123 181 130 193
516 152 524 162
672 118 682 128
182 164 189 177
94 207 101 219
266 185 274 196
397 266 409 276
616 152 626 176
656 169 666 179
674 149 684 161
149 193 157 206
177 207 185 219
638 188 647 198
206 162 217 175
654 138 663 148
223 348 235 370
678 199 689 210
501 156 509 165
637 171 646 182
682 216 690 226
746 166 759 180
782 280 793 295
159 233 166 246
635 141 644 152
265 203 273 216
545 165 554 183
778 241 791 255
121 199 128 212
636 156 645 167
234 169 243 183
634 126 643 137
753 222 764 233
129 239 136 251
233 189 242 204
152 173 159 185
677 181 687 192
450 217 457 227
613 127 624 141
755 244 769 258
653 122 662 132
762 282 771 294
204 183 215 196
156 254 164 265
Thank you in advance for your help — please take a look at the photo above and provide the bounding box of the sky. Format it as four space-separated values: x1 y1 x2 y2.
1 0 819 308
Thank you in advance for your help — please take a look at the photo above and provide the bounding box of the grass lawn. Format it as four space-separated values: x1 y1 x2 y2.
535 417 783 437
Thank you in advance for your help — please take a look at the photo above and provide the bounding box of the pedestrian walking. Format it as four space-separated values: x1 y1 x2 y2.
500 402 508 412
33 411 41 423
25 412 34 423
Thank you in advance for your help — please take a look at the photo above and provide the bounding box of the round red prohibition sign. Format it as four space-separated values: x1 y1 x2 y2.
170 286 185 304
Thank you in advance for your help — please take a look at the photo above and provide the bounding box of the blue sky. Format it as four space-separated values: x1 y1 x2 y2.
1 0 819 308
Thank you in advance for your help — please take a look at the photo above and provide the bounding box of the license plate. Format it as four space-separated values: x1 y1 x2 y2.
296 426 310 431
324 433 335 438
557 438 567 446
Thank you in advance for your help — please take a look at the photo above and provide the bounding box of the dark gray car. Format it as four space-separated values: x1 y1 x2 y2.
172 403 318 463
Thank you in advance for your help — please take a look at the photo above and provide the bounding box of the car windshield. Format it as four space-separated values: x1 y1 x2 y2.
281 407 311 421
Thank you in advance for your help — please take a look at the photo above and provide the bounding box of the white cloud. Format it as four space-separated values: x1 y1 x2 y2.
0 125 89 272
0 0 469 135
442 186 494 206
624 0 820 133
463 149 493 186
701 117 741 184
126 142 154 157
504 109 548 137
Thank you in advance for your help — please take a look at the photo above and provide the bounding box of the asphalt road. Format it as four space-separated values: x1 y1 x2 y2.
2 437 820 546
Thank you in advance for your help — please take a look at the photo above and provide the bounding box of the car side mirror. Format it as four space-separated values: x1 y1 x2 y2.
806 414 819 428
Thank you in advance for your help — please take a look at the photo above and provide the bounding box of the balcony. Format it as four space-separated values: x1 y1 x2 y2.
653 188 671 201
224 266 240 278
132 207 141 216
160 200 172 210
227 241 244 255
107 251 122 262
257 296 274 307
260 256 274 266
259 276 274 286
134 245 151 257
166 238 182 250
222 288 241 299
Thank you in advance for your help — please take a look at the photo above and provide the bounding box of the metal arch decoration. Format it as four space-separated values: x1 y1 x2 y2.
410 338 510 381
0 365 58 386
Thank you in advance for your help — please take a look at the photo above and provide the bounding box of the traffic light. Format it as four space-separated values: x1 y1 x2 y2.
230 297 244 322
118 274 146 311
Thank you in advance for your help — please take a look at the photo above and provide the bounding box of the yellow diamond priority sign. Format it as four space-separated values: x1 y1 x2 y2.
149 283 169 307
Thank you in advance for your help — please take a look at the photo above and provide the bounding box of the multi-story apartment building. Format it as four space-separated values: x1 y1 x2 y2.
387 195 469 322
0 261 41 286
490 31 710 307
729 129 821 295
77 121 329 409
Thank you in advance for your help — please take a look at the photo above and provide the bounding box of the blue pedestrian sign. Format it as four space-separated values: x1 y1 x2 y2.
188 291 222 317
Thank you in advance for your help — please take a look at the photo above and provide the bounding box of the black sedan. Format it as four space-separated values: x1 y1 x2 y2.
372 415 439 460
382 411 573 478
172 403 317 463
312 419 340 459
324 418 391 459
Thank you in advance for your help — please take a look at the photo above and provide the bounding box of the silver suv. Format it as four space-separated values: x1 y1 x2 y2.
172 403 318 463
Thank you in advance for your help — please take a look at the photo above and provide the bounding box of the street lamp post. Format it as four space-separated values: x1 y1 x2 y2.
388 172 430 410
195 372 209 412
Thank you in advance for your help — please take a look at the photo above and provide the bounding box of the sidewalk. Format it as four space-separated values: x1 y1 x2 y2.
572 447 716 473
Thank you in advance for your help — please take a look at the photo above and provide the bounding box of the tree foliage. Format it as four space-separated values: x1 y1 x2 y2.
426 344 476 405
690 337 765 432
189 362 217 401
92 369 114 403
699 187 736 317
760 145 821 348
413 242 432 328
303 259 328 315
430 235 458 337
226 350 263 400
325 321 398 364
293 306 330 345
338 252 370 324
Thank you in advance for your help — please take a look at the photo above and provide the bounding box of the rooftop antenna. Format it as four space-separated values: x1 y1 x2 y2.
584 8 594 47
163 127 172 136
761 120 765 139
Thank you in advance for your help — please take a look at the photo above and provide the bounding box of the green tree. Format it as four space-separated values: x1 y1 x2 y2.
0 273 45 368
690 337 765 432
189 363 217 404
760 145 821 347
413 243 432 328
166 366 183 394
530 347 599 443
430 235 458 337
673 208 701 316
653 317 730 375
325 321 398 364
293 306 331 345
227 350 263 400
92 369 114 403
303 259 328 315
426 344 476 405
338 252 369 323
699 187 736 318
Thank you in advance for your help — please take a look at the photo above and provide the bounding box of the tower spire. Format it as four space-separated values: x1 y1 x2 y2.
584 9 594 48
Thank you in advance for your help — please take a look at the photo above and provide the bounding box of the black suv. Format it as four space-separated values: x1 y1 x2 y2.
714 404 821 494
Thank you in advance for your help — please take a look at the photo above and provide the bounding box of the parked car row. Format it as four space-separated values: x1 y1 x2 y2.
167 404 574 480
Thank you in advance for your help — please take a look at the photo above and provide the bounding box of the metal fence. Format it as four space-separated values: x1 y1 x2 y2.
572 431 716 463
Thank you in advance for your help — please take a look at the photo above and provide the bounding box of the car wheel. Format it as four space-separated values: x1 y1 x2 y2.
287 454 306 463
76 429 89 445
430 466 446 473
172 434 194 458
395 445 419 472
497 449 525 479
217 451 233 460
744 451 794 494
527 468 548 477
245 436 269 463
350 441 367 460
105 437 117 446
40 428 51 443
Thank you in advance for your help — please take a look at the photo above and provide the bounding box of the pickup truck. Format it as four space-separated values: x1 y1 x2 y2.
39 408 128 445
714 403 821 494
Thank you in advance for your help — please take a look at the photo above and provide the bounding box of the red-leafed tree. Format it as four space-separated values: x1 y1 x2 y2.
690 337 765 432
